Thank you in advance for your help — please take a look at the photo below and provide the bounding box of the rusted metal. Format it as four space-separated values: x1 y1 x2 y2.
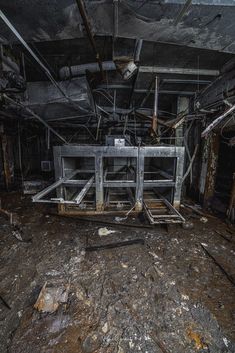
202 133 220 208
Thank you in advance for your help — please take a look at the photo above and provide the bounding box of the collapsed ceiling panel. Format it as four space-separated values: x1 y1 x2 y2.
0 0 235 53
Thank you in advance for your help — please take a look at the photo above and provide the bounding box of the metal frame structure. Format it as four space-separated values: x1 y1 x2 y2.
32 145 185 221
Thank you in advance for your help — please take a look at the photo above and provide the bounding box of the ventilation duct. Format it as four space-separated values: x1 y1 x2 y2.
59 61 116 80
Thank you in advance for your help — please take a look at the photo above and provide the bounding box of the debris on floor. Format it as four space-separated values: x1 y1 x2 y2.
0 194 234 353
34 282 70 313
98 227 116 236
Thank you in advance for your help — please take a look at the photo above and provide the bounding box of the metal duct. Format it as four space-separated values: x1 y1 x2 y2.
25 76 94 120
59 61 116 80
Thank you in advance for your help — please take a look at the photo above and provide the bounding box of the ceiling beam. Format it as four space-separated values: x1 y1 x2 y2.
139 66 219 76
97 84 194 95
164 0 235 5
60 61 219 79
162 79 211 84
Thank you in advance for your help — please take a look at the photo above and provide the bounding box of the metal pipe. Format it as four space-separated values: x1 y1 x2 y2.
97 84 194 95
74 176 95 204
151 76 158 135
75 0 104 78
153 77 158 117
139 66 219 76
162 79 211 84
59 61 115 80
3 94 68 144
59 62 218 80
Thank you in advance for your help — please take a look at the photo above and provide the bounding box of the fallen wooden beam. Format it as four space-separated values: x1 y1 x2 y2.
86 238 145 252
49 212 153 229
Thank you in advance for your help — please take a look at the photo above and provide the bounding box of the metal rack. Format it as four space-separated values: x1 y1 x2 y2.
33 145 185 222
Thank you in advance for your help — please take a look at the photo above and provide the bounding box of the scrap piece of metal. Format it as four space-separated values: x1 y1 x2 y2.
139 66 219 76
201 103 235 137
59 62 219 80
86 238 145 252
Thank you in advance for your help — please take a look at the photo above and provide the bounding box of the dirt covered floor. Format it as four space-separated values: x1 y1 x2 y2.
0 192 235 353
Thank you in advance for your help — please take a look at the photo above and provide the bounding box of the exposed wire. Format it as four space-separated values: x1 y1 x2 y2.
93 90 114 105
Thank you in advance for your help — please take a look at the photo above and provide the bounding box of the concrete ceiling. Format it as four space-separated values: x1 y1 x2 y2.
0 0 235 53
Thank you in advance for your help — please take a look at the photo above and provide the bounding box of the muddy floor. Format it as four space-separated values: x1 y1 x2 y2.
0 192 235 353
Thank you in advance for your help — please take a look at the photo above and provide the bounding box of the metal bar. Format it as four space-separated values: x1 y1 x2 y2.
3 94 68 144
165 0 235 5
174 0 192 25
74 176 95 204
162 79 211 84
75 0 104 78
32 179 65 202
151 76 158 135
134 39 143 63
139 66 219 76
160 197 185 221
32 169 79 202
97 85 195 95
201 103 235 137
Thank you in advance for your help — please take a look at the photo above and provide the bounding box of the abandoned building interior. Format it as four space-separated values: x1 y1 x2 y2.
0 1 235 352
